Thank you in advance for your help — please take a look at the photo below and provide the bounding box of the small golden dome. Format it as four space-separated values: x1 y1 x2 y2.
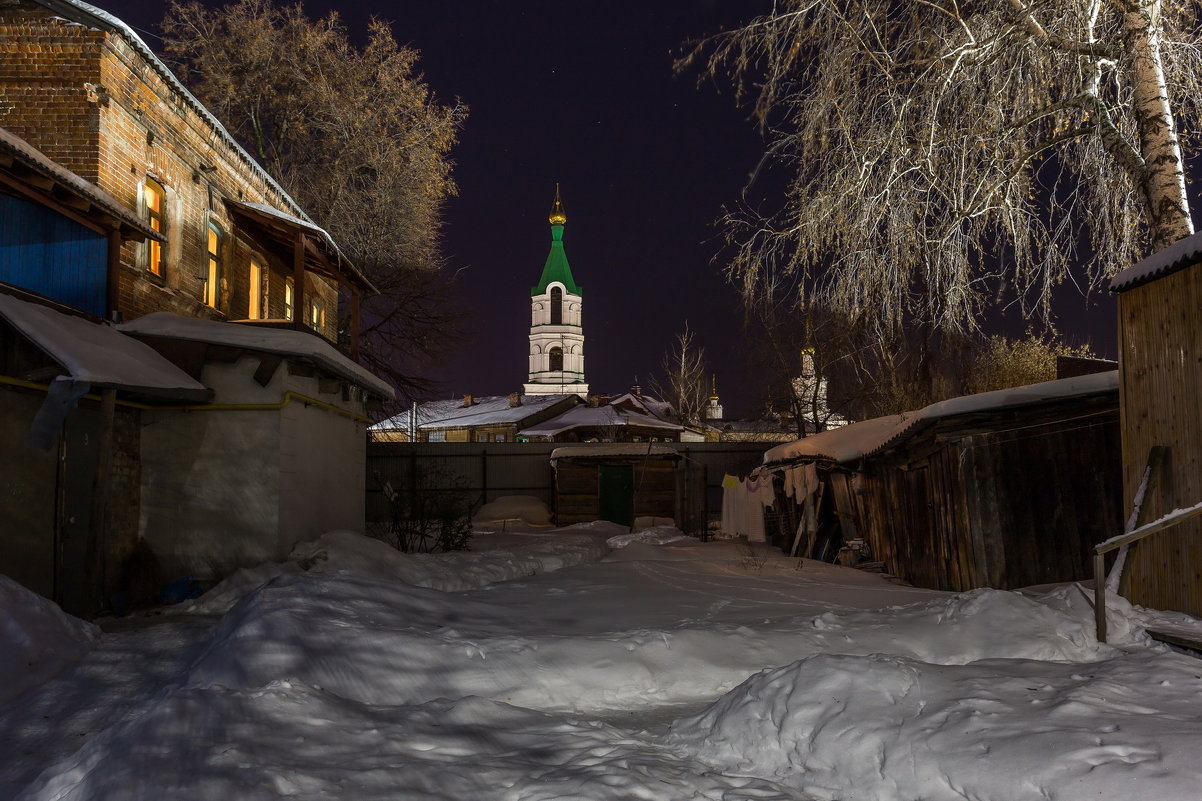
549 183 567 225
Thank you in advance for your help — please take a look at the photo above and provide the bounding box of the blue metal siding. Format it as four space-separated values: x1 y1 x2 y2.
0 194 108 315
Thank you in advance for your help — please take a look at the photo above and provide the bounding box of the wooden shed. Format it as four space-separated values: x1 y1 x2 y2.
1110 235 1202 616
551 444 681 527
762 373 1123 592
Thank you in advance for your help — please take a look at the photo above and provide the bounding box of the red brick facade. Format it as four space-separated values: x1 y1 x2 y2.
0 2 339 339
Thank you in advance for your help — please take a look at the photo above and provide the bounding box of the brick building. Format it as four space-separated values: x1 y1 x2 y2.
0 0 369 348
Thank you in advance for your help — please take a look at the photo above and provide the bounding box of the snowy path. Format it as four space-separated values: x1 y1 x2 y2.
4 525 1202 800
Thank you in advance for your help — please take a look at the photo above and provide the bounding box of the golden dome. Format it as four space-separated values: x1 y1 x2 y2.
549 184 567 225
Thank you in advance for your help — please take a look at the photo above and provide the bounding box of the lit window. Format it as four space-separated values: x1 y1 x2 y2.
549 346 563 372
550 286 562 324
428 431 446 442
495 433 507 442
249 258 267 319
476 432 489 442
204 223 222 308
284 277 294 321
309 298 325 330
143 178 166 276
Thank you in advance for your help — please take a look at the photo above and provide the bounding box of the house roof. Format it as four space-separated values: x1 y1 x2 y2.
608 392 675 421
519 403 685 437
0 292 210 402
763 370 1118 466
32 0 307 220
1109 231 1202 292
118 313 394 399
372 394 580 431
0 126 162 242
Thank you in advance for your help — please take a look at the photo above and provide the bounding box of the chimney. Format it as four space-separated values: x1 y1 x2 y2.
462 393 475 407
508 392 522 407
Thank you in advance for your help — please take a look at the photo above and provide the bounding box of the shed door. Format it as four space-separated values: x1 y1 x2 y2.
598 464 634 526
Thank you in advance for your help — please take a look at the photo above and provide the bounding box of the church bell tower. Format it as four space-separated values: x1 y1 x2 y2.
523 186 589 397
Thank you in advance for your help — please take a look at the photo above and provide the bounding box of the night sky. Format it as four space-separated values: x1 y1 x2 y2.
100 0 1117 417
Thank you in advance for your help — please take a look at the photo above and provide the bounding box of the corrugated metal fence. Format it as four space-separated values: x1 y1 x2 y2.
366 441 770 533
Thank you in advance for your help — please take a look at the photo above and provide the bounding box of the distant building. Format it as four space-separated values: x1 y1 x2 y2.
704 376 724 421
371 393 582 443
524 187 588 397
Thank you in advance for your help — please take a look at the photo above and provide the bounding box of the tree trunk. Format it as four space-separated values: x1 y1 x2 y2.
1123 1 1194 249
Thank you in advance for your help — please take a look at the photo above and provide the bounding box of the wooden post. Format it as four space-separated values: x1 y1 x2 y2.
86 388 116 615
292 230 306 330
106 229 122 320
350 287 361 360
1094 552 1107 643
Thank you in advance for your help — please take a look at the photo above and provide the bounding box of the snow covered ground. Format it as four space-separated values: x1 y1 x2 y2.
3 521 1202 800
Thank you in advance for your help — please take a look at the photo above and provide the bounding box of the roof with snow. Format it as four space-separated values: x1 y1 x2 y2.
519 403 685 438
117 313 394 399
764 370 1118 466
1109 231 1202 292
0 292 211 401
32 0 306 220
550 444 679 462
372 394 580 431
608 392 675 421
0 126 162 242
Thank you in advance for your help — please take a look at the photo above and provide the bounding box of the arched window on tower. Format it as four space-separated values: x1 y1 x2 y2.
551 287 562 324
549 346 563 372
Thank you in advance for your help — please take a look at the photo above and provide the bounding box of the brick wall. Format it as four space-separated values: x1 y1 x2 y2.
0 2 339 340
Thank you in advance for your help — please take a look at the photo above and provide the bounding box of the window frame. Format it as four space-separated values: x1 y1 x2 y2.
204 222 223 309
143 178 166 277
549 345 564 372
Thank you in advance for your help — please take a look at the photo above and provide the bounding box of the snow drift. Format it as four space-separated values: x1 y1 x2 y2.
0 575 99 708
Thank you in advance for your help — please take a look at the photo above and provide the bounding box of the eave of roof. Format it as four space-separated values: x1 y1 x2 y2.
0 126 162 241
1109 231 1202 292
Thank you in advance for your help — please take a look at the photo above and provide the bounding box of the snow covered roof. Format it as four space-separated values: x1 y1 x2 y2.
1109 231 1202 292
764 370 1118 466
550 444 679 461
0 293 210 401
372 394 579 431
225 201 373 293
608 392 675 421
519 404 685 437
117 313 394 399
0 126 161 242
33 0 306 220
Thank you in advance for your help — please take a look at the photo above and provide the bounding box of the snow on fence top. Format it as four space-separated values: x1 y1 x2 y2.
764 370 1118 467
0 293 211 400
118 312 394 399
1109 230 1202 292
550 444 679 462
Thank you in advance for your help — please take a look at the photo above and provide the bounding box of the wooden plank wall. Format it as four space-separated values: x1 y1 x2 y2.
857 406 1121 592
553 457 678 525
1119 265 1202 615
859 447 977 591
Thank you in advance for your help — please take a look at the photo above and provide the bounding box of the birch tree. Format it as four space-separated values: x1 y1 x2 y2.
686 0 1202 331
654 324 710 427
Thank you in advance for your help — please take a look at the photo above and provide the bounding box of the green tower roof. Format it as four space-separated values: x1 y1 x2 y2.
531 188 582 296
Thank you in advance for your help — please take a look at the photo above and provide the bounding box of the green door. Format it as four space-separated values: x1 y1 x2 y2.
598 464 634 526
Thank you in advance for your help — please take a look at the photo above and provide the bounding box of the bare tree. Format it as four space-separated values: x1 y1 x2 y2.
966 332 1097 394
654 324 710 427
684 0 1202 333
162 0 467 395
